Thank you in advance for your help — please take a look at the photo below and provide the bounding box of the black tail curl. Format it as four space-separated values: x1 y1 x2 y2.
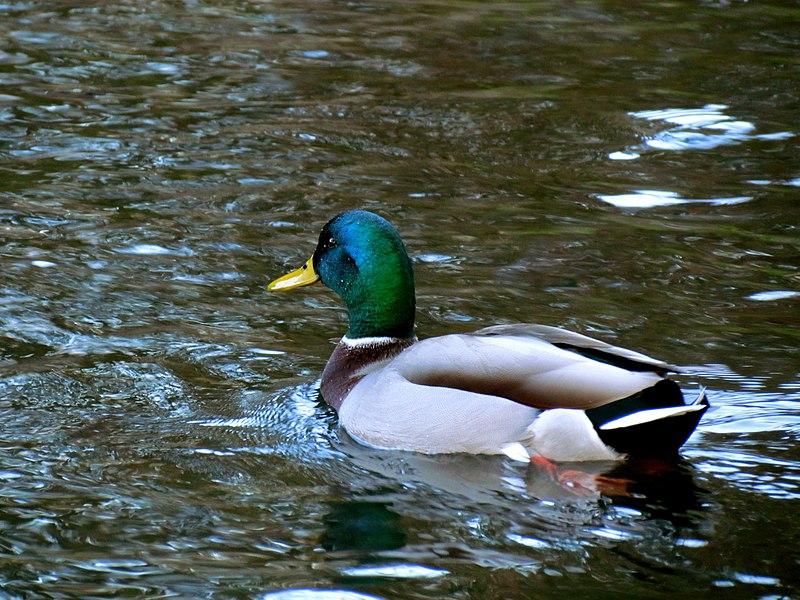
586 381 709 457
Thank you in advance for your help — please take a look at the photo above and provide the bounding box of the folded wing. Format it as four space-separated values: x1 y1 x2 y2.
392 326 669 410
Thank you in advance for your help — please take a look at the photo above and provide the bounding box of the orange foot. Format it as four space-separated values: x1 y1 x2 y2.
531 456 632 497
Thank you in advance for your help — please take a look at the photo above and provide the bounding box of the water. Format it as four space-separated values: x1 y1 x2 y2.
1 0 799 597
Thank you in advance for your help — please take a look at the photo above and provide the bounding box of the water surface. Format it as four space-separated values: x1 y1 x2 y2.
1 1 799 598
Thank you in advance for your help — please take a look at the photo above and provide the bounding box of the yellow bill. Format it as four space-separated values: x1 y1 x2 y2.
268 256 321 291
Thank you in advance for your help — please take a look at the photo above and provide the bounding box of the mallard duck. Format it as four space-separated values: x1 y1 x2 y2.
269 210 708 463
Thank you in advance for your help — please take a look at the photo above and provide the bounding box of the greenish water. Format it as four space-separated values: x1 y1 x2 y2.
1 1 799 598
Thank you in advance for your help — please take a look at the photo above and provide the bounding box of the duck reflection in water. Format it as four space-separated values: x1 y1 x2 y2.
322 501 406 554
320 449 709 566
337 433 707 517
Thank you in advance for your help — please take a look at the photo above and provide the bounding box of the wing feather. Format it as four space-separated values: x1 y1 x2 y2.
392 331 664 410
473 324 679 375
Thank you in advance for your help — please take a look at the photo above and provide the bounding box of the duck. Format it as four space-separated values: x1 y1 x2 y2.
268 210 708 463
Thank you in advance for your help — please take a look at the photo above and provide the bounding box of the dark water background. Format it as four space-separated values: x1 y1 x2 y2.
1 1 799 598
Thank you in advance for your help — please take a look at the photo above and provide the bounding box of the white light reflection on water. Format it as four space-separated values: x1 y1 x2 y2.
610 104 794 157
340 564 449 579
596 189 751 209
259 590 384 600
745 290 800 302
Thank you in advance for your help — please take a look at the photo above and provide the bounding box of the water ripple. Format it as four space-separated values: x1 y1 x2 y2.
259 591 384 600
1 0 798 597
340 564 448 579
596 190 751 209
614 104 794 156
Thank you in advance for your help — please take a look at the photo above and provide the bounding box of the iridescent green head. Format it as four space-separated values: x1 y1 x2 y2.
269 210 416 339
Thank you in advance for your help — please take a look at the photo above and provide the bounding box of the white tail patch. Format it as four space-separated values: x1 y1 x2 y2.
531 409 621 461
501 442 531 463
600 403 707 431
